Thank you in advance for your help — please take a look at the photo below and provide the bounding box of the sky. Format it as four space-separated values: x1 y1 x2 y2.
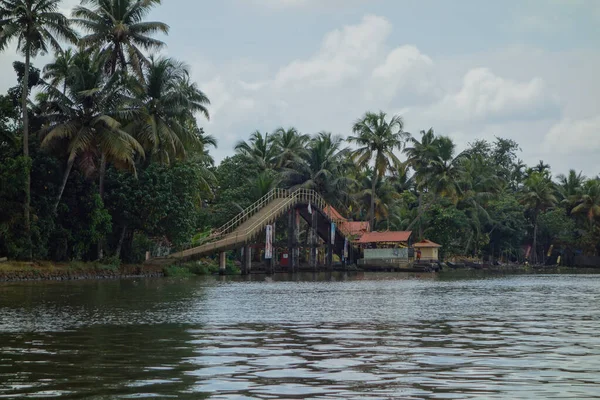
1 0 599 176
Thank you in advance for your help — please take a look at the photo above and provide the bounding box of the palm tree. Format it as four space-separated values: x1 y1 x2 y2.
126 56 210 165
273 127 309 169
72 0 169 198
282 132 350 208
235 130 278 171
40 50 144 213
556 169 586 215
520 172 557 264
404 128 438 237
348 111 408 229
249 171 278 201
43 48 75 94
0 0 77 255
572 179 600 230
425 136 468 202
72 0 169 77
351 168 400 230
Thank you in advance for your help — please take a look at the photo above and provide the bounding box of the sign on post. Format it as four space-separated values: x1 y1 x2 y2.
330 222 336 244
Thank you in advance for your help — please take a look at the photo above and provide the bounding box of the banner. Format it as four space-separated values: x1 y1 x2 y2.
343 238 348 260
331 222 336 244
265 225 273 259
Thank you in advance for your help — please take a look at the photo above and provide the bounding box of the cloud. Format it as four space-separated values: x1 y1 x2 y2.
273 15 391 88
424 68 558 124
369 45 437 103
543 115 600 154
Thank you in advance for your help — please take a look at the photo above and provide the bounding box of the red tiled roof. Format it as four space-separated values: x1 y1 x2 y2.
323 205 347 222
414 239 441 248
357 231 412 243
341 221 370 237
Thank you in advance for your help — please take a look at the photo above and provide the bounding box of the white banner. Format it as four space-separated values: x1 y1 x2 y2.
331 222 336 244
265 225 273 259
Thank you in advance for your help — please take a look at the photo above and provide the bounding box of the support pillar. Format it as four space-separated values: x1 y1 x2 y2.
243 245 252 274
288 209 299 272
327 223 333 269
272 222 278 270
287 210 294 272
293 210 300 270
219 251 227 275
309 210 318 270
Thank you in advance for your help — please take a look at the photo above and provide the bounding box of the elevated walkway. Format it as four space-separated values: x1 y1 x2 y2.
158 189 351 263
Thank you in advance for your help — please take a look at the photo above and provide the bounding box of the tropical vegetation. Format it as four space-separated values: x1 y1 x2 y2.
1 0 599 266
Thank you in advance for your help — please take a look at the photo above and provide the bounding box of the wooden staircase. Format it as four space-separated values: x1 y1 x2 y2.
158 189 350 263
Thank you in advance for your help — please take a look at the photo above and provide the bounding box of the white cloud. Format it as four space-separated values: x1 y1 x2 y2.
273 15 391 88
427 68 558 123
543 115 600 154
369 45 436 103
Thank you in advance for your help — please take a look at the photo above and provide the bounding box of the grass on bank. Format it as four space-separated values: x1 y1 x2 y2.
163 258 241 277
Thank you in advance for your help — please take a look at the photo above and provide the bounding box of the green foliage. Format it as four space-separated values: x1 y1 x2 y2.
424 203 469 259
539 208 576 246
163 265 195 277
0 0 597 267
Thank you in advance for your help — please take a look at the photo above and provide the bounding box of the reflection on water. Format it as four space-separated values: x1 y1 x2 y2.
1 272 599 399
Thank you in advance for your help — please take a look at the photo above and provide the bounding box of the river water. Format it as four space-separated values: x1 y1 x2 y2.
1 271 599 399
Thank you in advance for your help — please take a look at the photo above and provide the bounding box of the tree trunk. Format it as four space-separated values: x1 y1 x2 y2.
22 46 32 260
115 224 127 259
53 157 75 213
532 214 538 264
370 170 377 231
99 152 107 199
97 153 107 260
418 190 423 239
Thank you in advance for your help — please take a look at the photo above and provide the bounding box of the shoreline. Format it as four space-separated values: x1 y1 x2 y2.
0 261 164 282
1 260 598 283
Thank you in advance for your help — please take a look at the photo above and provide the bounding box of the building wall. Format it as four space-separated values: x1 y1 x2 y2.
417 247 438 261
364 248 409 261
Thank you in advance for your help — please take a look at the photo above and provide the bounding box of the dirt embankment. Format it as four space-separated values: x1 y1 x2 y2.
0 261 164 282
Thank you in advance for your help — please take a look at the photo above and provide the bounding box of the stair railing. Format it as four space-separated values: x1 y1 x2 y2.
170 189 352 259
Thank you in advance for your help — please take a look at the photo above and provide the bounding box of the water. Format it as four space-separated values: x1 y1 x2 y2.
1 271 600 399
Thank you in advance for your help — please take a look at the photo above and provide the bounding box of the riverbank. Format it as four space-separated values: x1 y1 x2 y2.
0 261 164 282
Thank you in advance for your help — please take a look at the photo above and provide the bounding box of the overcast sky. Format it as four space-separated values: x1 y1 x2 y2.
1 0 599 176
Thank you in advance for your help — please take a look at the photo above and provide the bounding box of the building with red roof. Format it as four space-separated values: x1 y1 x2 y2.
357 231 413 246
413 239 441 261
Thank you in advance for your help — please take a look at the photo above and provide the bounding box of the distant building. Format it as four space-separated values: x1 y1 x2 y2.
413 239 441 261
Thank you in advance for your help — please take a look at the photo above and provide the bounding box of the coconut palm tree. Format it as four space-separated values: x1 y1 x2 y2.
40 50 144 213
126 56 210 165
43 48 75 94
348 111 408 229
0 0 77 254
572 179 600 230
235 130 278 171
403 128 439 237
72 0 169 198
425 136 468 202
282 132 350 208
556 169 586 215
273 127 309 169
72 0 169 77
520 172 557 264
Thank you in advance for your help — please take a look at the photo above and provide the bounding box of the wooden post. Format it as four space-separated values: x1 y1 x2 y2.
219 251 227 275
